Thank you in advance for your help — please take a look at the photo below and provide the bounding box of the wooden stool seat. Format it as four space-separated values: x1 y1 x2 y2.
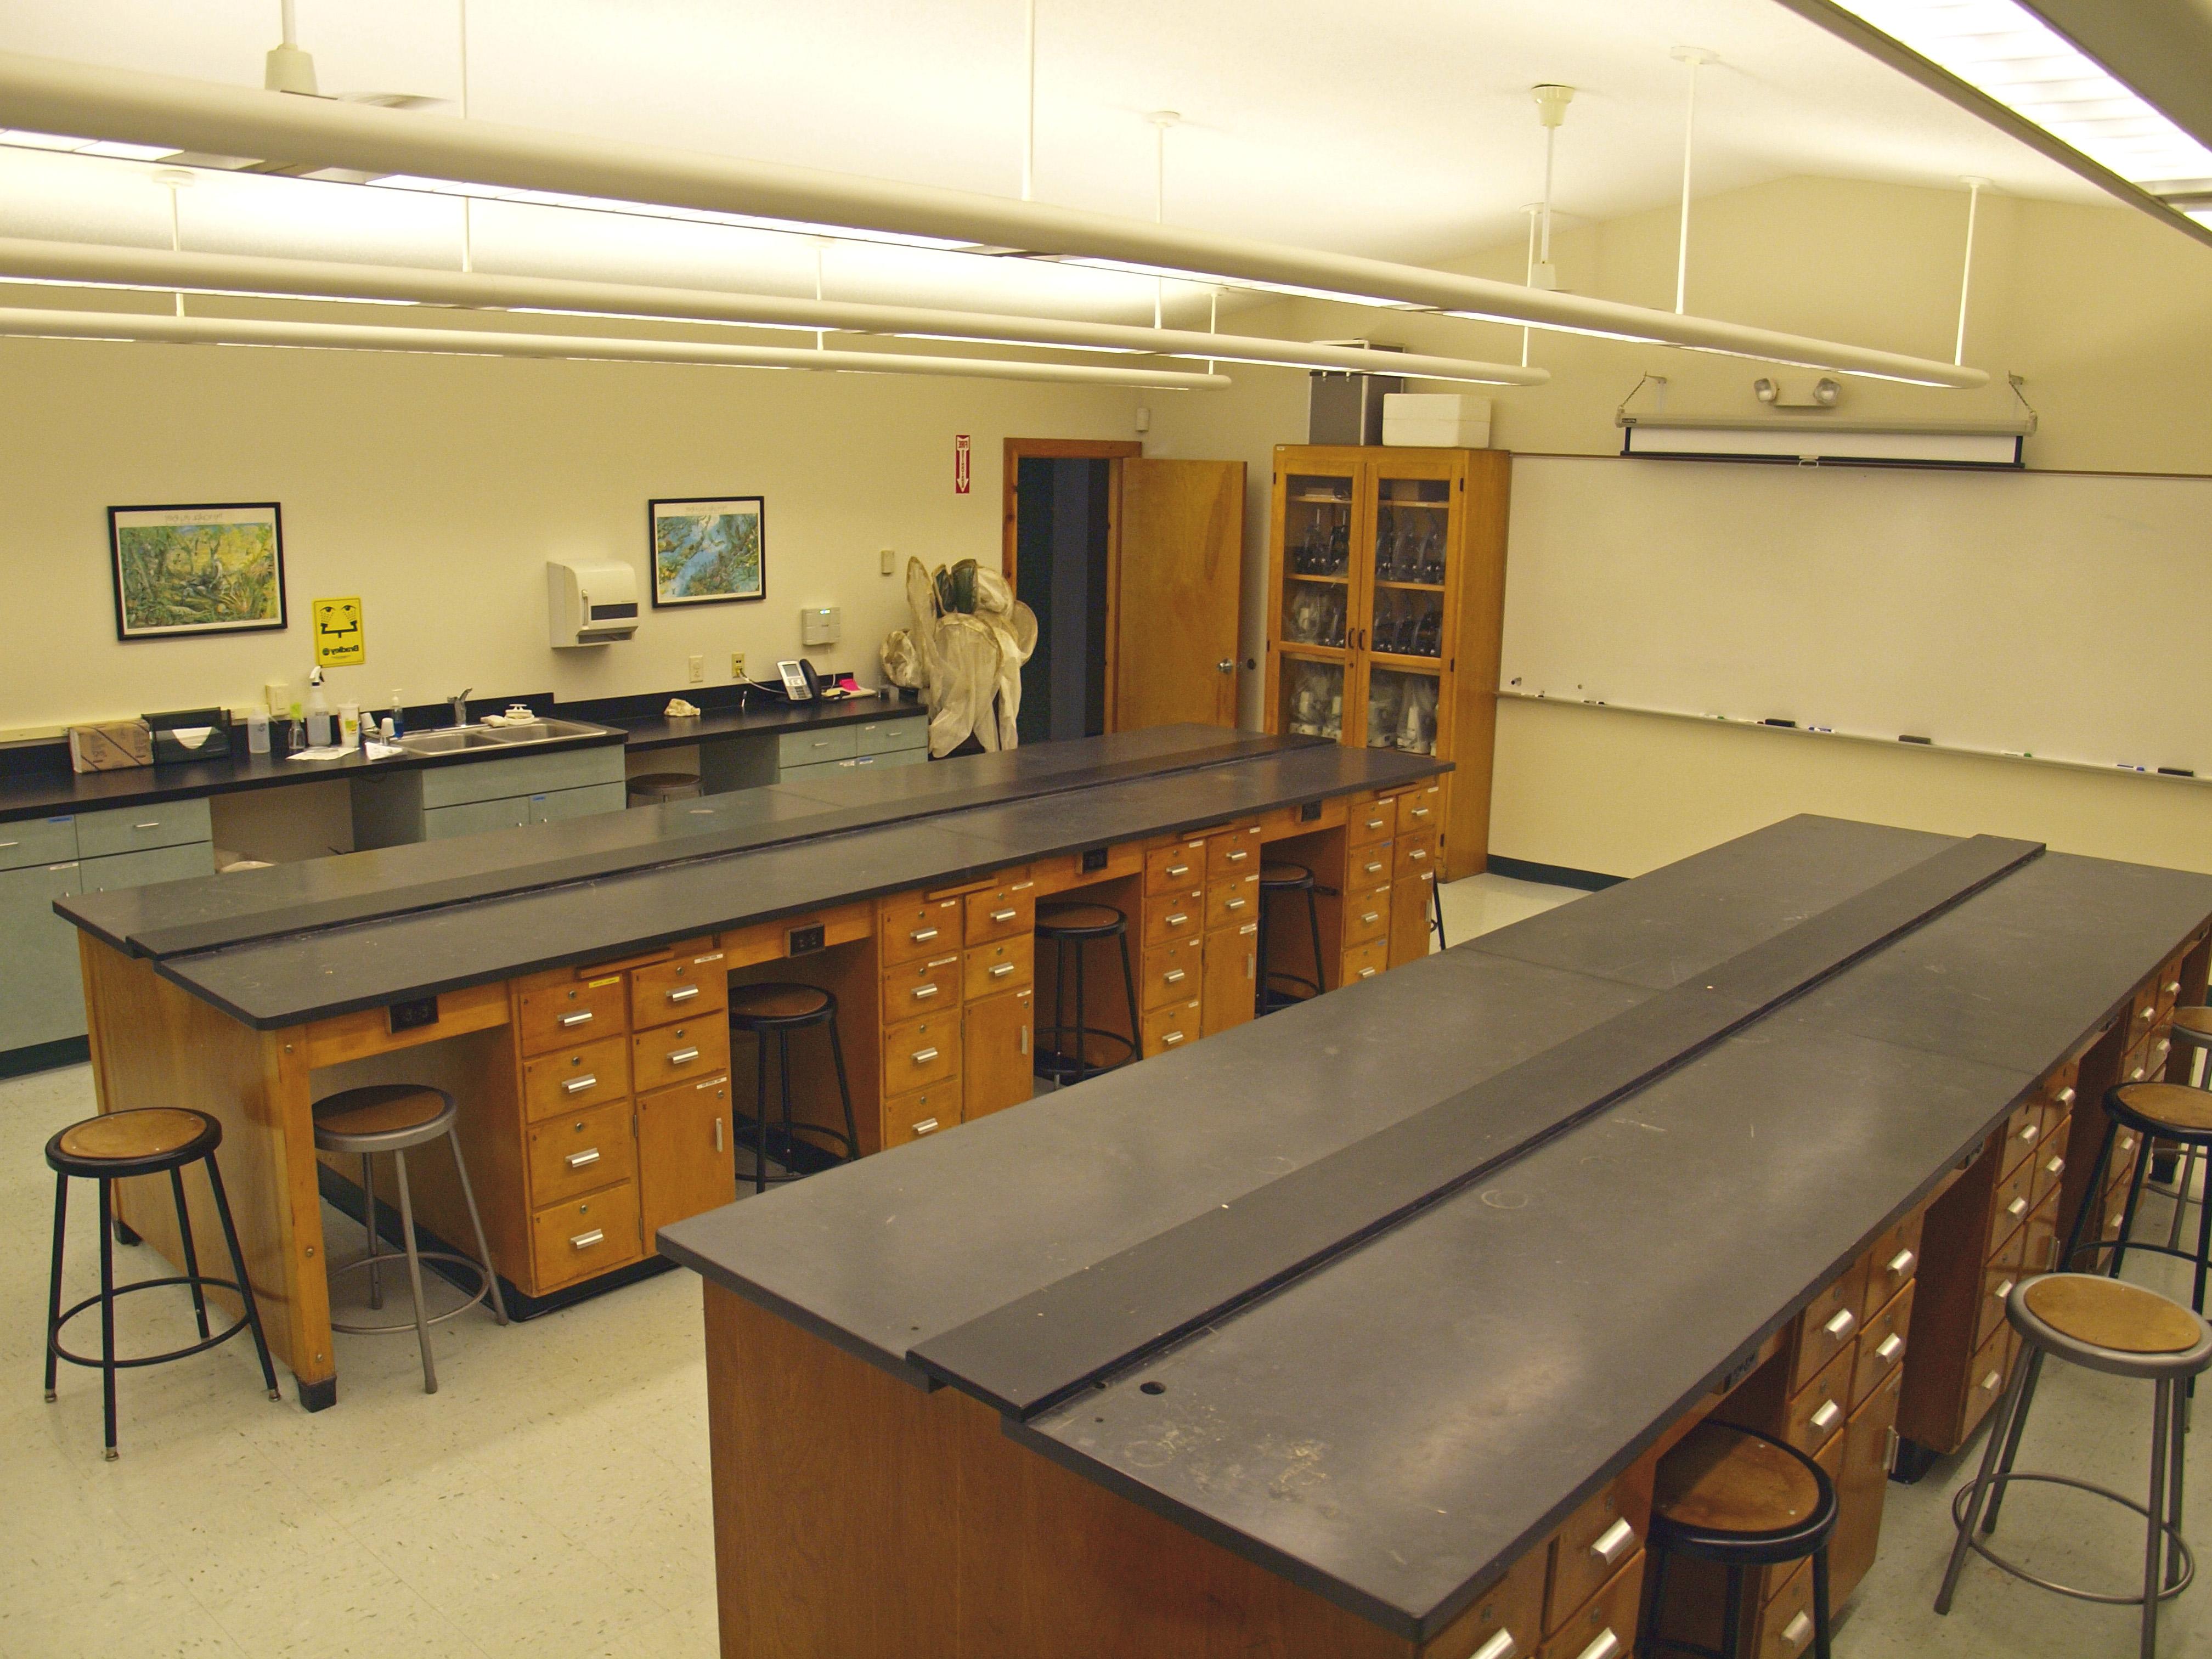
2170 1006 2212 1040
2112 1081 2212 1136
1259 862 1313 889
729 983 834 1025
313 1085 452 1146
1655 1421 1826 1537
1036 902 1124 936
2022 1275 2207 1356
53 1108 215 1170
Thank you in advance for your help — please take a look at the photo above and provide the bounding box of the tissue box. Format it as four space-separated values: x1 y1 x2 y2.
146 708 232 765
68 720 153 773
1383 392 1492 449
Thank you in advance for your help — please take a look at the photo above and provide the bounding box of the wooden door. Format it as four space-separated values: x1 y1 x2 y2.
636 1074 737 1243
1830 1362 1905 1605
1114 459 1246 731
964 988 1034 1119
1389 872 1435 967
1201 921 1258 1037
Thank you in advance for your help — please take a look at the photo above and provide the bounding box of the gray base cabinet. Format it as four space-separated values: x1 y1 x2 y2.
354 745 628 848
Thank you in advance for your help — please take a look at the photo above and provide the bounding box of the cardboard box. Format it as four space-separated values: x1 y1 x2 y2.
1383 392 1492 449
69 720 153 773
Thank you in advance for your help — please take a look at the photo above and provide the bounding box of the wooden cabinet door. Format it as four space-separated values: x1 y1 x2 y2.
1830 1361 1905 1606
636 1075 736 1245
1202 921 1258 1037
1389 872 1434 967
1116 459 1245 731
964 988 1034 1120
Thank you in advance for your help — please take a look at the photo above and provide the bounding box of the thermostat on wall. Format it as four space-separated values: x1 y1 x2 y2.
799 606 840 647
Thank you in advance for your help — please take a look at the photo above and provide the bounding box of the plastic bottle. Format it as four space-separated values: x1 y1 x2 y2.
387 689 405 739
306 666 332 747
338 701 361 748
245 709 271 754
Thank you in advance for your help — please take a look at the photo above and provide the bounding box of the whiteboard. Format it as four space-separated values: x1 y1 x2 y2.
1499 455 2212 776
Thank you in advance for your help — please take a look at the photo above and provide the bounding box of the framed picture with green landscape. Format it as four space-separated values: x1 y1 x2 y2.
649 495 765 608
108 501 287 641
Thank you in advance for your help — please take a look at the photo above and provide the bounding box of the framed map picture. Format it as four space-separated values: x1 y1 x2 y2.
108 502 287 641
650 496 765 608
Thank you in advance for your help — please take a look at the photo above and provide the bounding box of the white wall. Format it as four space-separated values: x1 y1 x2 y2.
0 334 1141 731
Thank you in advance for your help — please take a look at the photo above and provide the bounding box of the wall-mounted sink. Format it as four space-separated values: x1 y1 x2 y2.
395 719 609 757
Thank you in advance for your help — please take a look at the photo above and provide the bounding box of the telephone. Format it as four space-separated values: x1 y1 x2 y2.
776 658 821 702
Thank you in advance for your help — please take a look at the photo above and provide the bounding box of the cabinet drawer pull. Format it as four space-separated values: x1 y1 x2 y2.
1994 1278 2016 1301
1166 912 1189 928
910 927 939 943
558 1010 595 1027
1358 966 1378 979
1809 1400 1842 1434
990 962 1015 978
1782 1612 1814 1649
1822 1309 1855 1340
1981 1369 2002 1393
912 1117 939 1135
2166 980 2181 995
570 1229 605 1251
1468 1632 1517 1659
562 1074 599 1094
2016 1121 2037 1142
666 1048 701 1065
1164 969 1186 984
1364 817 1385 831
1571 1633 1621 1659
1161 1031 1184 1046
1408 848 1428 862
1887 1248 1916 1276
2006 1196 2028 1218
1363 861 1384 876
1360 911 1380 924
911 983 940 1000
133 821 162 831
1876 1333 1905 1363
911 1046 940 1064
990 908 1018 922
714 1116 724 1153
2056 1086 2075 1104
2045 1155 2064 1176
665 984 702 1003
565 1148 601 1169
1589 1517 1635 1565
0 841 16 850
1409 806 1430 819
1225 848 1248 863
1166 863 1189 878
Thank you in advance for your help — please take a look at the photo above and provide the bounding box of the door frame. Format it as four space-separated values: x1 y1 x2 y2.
1002 438 1142 731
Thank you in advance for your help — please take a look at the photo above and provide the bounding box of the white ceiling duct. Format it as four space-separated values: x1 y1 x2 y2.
0 237 1550 386
0 50 1988 387
0 303 1230 387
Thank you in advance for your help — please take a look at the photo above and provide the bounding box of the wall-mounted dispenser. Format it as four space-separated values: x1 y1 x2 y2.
548 558 640 647
799 606 841 647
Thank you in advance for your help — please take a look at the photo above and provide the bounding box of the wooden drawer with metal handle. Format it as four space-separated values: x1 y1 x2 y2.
1859 1209 1925 1321
1205 825 1260 882
1440 1542 1544 1659
964 879 1036 946
963 936 1032 1000
630 947 727 1029
1141 938 1204 1012
1975 1227 2028 1352
1998 1097 2042 1174
1140 997 1201 1058
1350 842 1395 887
1393 830 1440 883
1341 937 1389 985
1342 882 1393 947
884 953 962 1024
522 1033 631 1122
2040 1080 2078 1138
1850 1279 1914 1406
1958 1325 2019 1442
526 1098 637 1207
1545 1463 1651 1633
1543 1551 1643 1659
1784 1342 1853 1459
1751 1559 1816 1659
1204 873 1259 930
1144 840 1207 895
1788 1257 1869 1392
882 1080 963 1149
1986 1151 2035 1255
1347 799 1395 848
2029 1124 2068 1209
516 972 629 1058
529 1183 641 1291
883 1014 960 1094
631 1019 730 1094
1143 889 1205 947
879 895 964 966
1395 780 1443 839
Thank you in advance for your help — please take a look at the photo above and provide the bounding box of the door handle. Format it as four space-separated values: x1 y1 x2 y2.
714 1116 723 1153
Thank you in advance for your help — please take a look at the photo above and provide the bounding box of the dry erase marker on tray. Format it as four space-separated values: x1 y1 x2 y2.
1899 735 1932 745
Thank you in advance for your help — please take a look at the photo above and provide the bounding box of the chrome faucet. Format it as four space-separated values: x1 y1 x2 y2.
448 688 472 729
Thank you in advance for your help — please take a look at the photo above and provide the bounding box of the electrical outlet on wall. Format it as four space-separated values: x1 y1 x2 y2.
730 652 746 680
687 654 704 684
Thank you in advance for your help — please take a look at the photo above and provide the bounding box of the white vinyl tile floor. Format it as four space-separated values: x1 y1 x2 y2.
2 872 2205 1656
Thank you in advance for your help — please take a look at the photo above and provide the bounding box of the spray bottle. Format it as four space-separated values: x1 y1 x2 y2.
306 665 332 747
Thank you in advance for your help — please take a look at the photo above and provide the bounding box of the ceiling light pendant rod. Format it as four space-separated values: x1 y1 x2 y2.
1148 110 1177 330
1521 204 1538 366
155 168 189 317
1206 285 1216 376
814 239 827 351
0 303 1233 387
458 0 475 272
1954 175 1987 367
1529 85 1572 292
1670 48 1713 315
0 236 1551 385
0 50 1985 385
1020 0 1036 202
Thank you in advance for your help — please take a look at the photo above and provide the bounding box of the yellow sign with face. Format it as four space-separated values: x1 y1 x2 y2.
312 596 365 666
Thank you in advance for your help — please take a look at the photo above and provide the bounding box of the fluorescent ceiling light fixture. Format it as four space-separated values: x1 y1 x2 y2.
1821 2 2212 190
0 51 1985 389
0 126 173 161
0 304 1230 388
0 239 1548 386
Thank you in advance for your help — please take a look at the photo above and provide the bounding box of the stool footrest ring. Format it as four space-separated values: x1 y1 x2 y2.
50 1276 258 1370
327 1249 496 1335
1949 1473 2193 1606
1034 1024 1136 1083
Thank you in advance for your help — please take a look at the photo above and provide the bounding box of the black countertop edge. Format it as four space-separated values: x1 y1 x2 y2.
1004 1090 2012 1645
145 752 1450 1029
103 732 1354 961
0 695 926 824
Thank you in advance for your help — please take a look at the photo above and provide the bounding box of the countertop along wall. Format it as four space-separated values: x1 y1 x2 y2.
1144 174 2212 877
0 332 1143 733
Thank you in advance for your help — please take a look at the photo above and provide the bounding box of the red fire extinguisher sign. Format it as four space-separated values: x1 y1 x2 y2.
954 433 971 495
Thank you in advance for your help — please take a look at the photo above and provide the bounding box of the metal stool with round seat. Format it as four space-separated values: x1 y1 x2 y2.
2149 1007 2212 1254
727 983 858 1192
627 770 702 806
1937 1273 2212 1658
43 1108 280 1458
1032 902 1141 1084
1645 1421 1838 1659
1256 862 1327 1015
2058 1082 2212 1327
312 1085 506 1395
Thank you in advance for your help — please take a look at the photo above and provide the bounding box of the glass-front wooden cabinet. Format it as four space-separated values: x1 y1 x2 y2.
1265 445 1511 880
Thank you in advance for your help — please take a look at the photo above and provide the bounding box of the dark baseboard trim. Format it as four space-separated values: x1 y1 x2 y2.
0 1035 89 1078
1484 855 1626 892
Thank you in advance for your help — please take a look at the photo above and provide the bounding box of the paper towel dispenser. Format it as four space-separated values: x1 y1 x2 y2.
547 558 639 647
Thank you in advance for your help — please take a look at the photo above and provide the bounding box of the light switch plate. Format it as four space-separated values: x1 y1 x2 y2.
687 654 704 684
880 548 895 576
